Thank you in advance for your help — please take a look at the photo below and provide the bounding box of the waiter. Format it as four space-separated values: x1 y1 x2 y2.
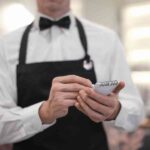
0 0 144 150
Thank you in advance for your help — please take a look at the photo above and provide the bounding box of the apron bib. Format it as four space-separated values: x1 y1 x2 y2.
14 19 108 150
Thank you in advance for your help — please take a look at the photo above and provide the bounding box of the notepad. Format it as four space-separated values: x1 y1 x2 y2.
93 80 118 95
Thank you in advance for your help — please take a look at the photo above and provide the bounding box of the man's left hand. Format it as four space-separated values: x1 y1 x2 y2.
75 81 125 123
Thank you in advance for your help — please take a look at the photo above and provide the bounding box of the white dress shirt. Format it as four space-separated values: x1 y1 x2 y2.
0 12 145 144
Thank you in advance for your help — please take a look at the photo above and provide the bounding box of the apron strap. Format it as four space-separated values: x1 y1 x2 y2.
18 18 90 65
19 23 33 65
76 18 90 62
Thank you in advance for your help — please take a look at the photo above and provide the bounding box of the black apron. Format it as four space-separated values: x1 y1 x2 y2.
14 19 108 150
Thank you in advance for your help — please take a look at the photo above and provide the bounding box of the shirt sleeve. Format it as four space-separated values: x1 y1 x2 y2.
110 33 145 132
0 39 55 144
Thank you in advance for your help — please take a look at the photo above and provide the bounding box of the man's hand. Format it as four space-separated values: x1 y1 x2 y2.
75 81 125 123
39 75 92 124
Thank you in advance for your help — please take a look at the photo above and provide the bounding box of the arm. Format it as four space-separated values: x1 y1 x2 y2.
0 39 54 144
75 32 145 132
110 33 145 131
0 40 92 144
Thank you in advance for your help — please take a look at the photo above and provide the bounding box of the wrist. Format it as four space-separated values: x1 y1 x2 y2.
39 101 55 124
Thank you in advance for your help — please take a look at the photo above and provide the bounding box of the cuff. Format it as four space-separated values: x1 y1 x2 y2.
20 101 56 136
114 101 138 132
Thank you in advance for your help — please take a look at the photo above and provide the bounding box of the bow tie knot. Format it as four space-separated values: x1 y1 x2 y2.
39 16 71 30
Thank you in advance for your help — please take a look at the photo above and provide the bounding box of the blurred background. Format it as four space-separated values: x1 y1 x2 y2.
0 0 150 149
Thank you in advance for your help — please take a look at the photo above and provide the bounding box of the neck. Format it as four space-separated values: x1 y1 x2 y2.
38 8 70 19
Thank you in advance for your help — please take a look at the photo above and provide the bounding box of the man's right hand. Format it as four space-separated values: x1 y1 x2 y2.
39 75 92 124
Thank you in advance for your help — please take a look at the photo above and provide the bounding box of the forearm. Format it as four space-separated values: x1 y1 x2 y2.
114 95 145 132
0 102 55 144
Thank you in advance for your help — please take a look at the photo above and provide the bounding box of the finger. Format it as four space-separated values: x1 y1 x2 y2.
62 99 76 107
83 88 112 106
79 91 111 116
57 92 78 99
77 95 104 122
113 81 125 94
53 75 92 87
59 83 89 92
75 102 86 115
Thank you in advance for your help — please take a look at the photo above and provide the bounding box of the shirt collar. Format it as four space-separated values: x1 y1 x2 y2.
33 11 76 30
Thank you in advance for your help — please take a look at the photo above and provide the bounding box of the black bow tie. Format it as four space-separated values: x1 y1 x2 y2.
39 16 71 30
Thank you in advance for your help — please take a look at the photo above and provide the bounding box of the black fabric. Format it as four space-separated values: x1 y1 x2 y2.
13 18 109 150
39 16 70 30
139 134 150 150
76 18 90 62
19 23 33 65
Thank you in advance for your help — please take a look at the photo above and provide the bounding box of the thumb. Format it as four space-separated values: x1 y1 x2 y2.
113 81 125 95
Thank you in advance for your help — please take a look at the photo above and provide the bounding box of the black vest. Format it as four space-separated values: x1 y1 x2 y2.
14 18 108 150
